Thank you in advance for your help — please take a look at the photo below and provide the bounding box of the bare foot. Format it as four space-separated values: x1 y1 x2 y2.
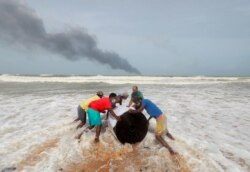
73 118 79 123
166 132 175 140
76 122 85 129
75 133 82 140
88 125 95 130
94 137 99 143
169 149 178 155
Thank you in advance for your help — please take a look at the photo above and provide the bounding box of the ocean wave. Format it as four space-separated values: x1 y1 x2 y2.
1 78 250 171
0 74 250 85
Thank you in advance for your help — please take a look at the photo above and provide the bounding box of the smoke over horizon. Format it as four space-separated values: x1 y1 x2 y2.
0 0 140 74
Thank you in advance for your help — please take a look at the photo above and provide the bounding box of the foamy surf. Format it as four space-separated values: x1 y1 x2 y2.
12 123 191 172
0 75 250 171
0 74 250 85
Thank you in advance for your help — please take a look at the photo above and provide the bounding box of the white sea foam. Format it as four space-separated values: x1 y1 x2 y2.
0 74 249 85
0 76 250 171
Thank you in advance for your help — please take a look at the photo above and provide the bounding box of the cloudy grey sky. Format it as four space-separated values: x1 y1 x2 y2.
0 0 249 76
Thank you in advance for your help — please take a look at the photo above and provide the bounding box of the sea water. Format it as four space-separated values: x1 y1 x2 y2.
0 75 249 172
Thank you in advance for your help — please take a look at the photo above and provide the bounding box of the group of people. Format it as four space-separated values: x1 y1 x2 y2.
74 86 177 155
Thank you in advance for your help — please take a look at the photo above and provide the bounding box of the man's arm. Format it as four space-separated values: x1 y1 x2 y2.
108 109 121 121
138 91 143 98
105 110 109 120
147 116 153 121
128 99 133 107
146 116 153 126
129 105 144 114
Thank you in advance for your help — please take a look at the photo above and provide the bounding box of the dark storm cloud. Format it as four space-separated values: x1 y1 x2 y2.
0 0 140 74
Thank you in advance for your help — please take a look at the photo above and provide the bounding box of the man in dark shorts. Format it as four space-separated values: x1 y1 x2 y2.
76 93 121 142
74 91 104 129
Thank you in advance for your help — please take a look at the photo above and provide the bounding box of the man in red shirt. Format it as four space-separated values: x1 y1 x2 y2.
86 93 121 142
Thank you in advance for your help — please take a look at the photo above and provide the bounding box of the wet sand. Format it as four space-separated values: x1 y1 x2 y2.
65 140 190 172
17 138 59 170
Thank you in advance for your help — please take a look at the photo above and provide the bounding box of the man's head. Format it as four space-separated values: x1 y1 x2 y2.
96 91 104 98
109 92 118 104
121 92 129 99
132 86 138 92
133 96 142 109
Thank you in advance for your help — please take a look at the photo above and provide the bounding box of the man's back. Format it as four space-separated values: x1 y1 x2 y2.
89 97 112 112
142 99 162 118
80 95 100 110
131 91 143 99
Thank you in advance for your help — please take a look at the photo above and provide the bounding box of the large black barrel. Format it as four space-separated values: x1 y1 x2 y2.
113 111 148 144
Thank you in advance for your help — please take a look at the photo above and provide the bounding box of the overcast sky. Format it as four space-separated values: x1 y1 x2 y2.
0 0 249 76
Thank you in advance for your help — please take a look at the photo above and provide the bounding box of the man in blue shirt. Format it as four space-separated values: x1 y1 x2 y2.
129 97 176 155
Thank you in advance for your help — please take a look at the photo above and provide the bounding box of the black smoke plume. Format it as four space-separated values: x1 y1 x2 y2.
0 0 140 74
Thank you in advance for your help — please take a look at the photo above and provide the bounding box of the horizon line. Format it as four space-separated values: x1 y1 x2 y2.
1 73 250 77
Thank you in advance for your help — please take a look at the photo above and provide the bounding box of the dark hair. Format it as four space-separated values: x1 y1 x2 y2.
133 96 142 103
133 85 138 89
96 91 104 97
109 93 117 98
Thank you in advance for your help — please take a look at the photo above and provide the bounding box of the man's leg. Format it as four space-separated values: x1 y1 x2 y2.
165 115 175 140
73 117 79 122
88 108 102 142
155 115 177 155
155 135 176 155
73 105 81 122
95 125 102 143
76 107 86 129
75 125 94 140
166 132 175 140
75 131 83 140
